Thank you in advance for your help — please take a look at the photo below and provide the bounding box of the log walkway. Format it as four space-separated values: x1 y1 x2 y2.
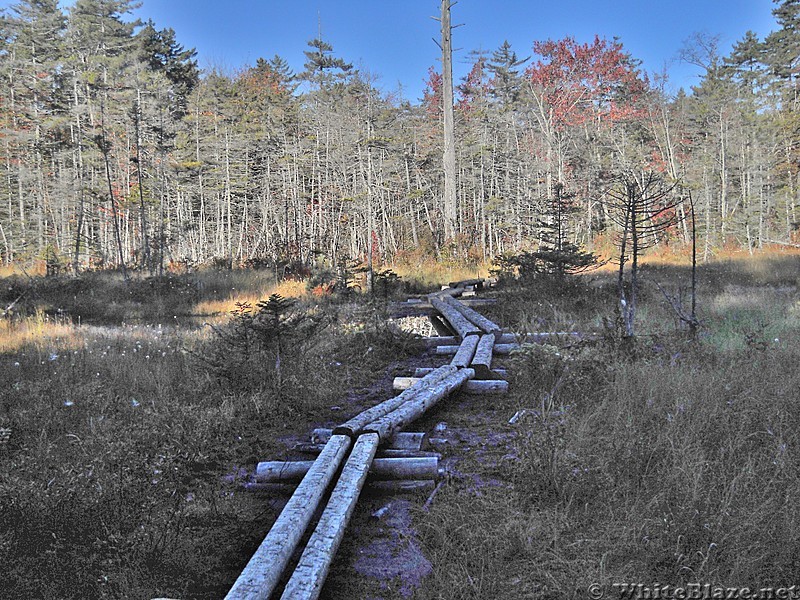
225 280 510 600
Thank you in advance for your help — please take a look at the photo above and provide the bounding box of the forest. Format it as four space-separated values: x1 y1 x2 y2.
1 0 798 277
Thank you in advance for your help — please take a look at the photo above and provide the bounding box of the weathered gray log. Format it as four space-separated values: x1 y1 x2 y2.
224 434 351 600
448 277 484 289
423 332 578 347
364 480 437 495
428 313 456 337
364 368 474 442
279 433 380 600
422 335 459 347
428 295 481 339
470 334 497 379
293 443 439 459
389 298 497 317
393 376 508 395
256 456 439 483
333 364 458 438
414 366 507 378
450 334 480 368
436 343 520 356
311 428 427 451
242 480 437 495
440 293 502 337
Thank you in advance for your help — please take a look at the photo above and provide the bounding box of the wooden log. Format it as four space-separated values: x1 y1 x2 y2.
279 433 380 600
440 293 501 337
448 277 484 289
224 434 351 600
470 334 497 379
365 480 437 494
421 335 459 347
293 443 439 459
450 334 480 368
413 367 507 378
389 298 497 317
364 368 474 442
428 295 481 339
256 456 439 483
393 377 508 395
423 332 578 347
242 480 437 495
435 343 519 356
428 313 456 337
311 428 427 451
333 364 457 438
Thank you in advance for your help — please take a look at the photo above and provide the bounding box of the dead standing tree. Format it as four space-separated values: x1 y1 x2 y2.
607 171 682 338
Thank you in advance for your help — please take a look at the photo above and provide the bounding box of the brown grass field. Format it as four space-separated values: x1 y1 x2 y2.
1 248 798 598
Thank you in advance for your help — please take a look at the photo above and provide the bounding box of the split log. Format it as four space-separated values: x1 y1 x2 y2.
393 377 508 395
450 334 480 368
224 434 351 600
413 367 507 379
440 293 501 338
363 368 474 442
436 343 520 356
279 433 380 600
256 456 439 483
333 364 458 438
428 314 456 337
311 428 427 451
470 334 498 379
428 295 481 339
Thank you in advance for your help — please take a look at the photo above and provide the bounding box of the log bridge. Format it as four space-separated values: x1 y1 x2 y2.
225 280 514 600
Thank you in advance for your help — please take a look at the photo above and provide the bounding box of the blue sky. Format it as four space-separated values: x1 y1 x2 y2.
6 1 781 101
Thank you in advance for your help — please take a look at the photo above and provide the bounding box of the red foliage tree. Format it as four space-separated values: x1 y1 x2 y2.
421 66 443 119
526 35 648 130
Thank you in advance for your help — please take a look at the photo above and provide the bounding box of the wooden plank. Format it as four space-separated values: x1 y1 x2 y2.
450 334 480 368
279 433 380 600
256 456 439 483
333 365 458 437
364 368 474 442
413 367 507 378
311 428 427 451
435 343 520 356
440 293 502 337
224 434 352 600
428 295 481 339
393 376 508 395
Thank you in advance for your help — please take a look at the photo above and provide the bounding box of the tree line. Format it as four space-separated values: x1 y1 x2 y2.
0 0 798 276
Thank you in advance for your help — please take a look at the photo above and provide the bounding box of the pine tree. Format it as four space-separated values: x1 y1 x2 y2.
533 183 598 276
487 40 528 108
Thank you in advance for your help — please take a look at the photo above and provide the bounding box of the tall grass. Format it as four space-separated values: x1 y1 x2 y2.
415 254 800 598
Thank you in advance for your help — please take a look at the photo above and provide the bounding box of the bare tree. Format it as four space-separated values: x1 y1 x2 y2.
440 0 457 240
607 171 682 338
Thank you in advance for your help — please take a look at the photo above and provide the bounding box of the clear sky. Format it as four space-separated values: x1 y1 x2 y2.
5 1 781 101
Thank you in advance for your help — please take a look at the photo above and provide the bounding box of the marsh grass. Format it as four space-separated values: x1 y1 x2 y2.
0 271 417 599
415 254 800 598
